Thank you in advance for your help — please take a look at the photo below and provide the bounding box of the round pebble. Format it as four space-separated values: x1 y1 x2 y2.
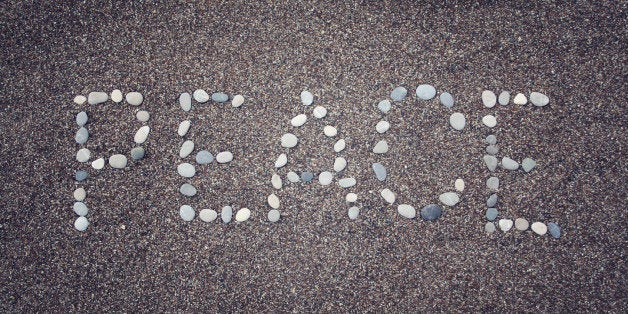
211 92 228 102
487 194 498 207
487 177 500 190
420 204 442 221
287 171 300 183
484 155 498 172
548 222 561 238
111 89 123 103
179 205 195 221
454 179 465 192
486 145 499 155
440 92 454 108
301 90 314 106
73 202 88 216
515 218 529 231
513 93 527 105
439 192 460 206
134 126 150 144
73 188 86 201
136 110 150 122
333 157 347 172
193 89 209 103
109 154 127 169
291 114 307 127
281 133 298 148
232 94 245 108
501 157 519 170
415 84 436 100
199 209 218 222
275 153 287 168
499 219 513 232
338 178 356 188
380 189 396 204
482 115 497 128
131 147 145 160
196 150 214 164
313 106 327 119
76 111 88 126
268 194 280 209
449 112 466 130
372 163 386 181
235 208 251 222
485 222 496 233
348 206 360 220
531 222 548 235
373 140 389 154
75 170 88 182
177 163 196 178
88 92 108 105
179 184 197 197
318 171 333 186
301 172 314 182
498 91 510 105
530 92 550 107
346 193 358 203
482 90 497 108
377 99 392 113
486 208 498 221
74 216 89 231
267 209 280 222
75 127 89 144
76 148 91 162
390 86 407 101
178 120 191 137
179 140 194 158
323 125 337 137
272 173 283 189
334 139 346 152
486 135 497 145
179 92 192 111
221 206 233 223
125 92 143 106
522 158 537 172
74 95 87 105
376 121 390 133
397 204 416 219
91 157 105 170
216 151 233 163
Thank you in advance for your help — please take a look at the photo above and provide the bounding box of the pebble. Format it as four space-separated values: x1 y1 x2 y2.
109 154 127 169
334 157 347 172
75 170 88 182
486 145 499 155
272 173 283 189
483 155 498 172
313 106 327 119
267 194 280 209
74 95 87 105
76 148 91 162
177 163 196 177
334 139 346 152
346 193 358 203
73 188 86 201
232 94 244 108
390 86 407 101
485 222 496 233
287 171 300 183
513 93 527 105
499 219 513 232
267 209 281 222
376 121 390 133
498 91 510 105
87 92 108 105
486 177 500 190
454 179 465 192
486 208 498 221
179 183 197 196
301 90 314 106
195 150 214 164
134 125 150 144
301 172 314 182
440 92 454 108
421 204 442 221
179 140 194 158
522 158 537 172
380 189 396 204
372 163 386 181
91 157 105 170
73 202 88 216
486 135 497 145
111 89 123 103
136 110 150 122
415 84 436 100
275 153 287 168
501 157 519 170
449 112 466 130
75 127 89 144
397 204 416 219
515 218 529 231
235 208 251 222
548 222 561 238
76 111 88 126
318 171 333 186
281 133 298 148
323 125 337 137
179 92 192 111
348 206 360 220
125 92 143 106
178 120 191 137
179 205 195 221
221 206 233 223
482 115 497 128
199 209 218 222
373 140 389 154
291 114 307 127
531 222 547 235
338 178 356 188
74 216 89 231
212 92 228 102
530 92 550 107
487 194 498 207
439 192 460 206
377 99 391 113
193 89 209 103
482 90 497 108
216 151 233 163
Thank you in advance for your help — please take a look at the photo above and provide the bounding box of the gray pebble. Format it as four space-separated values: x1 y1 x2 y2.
522 158 537 172
420 204 442 221
390 86 407 101
348 206 360 220
415 84 436 100
287 171 300 183
212 92 229 102
482 90 497 108
73 202 88 216
301 172 314 182
76 111 88 126
487 177 500 190
75 170 88 182
221 206 233 223
487 194 498 207
75 127 89 144
179 205 195 221
378 100 391 113
530 92 550 107
439 92 454 108
131 147 145 160
179 184 197 197
486 145 499 155
498 91 510 105
196 150 214 164
486 208 498 221
87 91 108 105
338 178 357 188
267 209 280 222
486 135 497 145
548 222 561 238
483 155 498 172
372 163 387 181
485 222 496 233
501 157 519 170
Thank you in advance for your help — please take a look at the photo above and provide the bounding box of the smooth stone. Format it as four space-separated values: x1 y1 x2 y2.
74 216 89 231
91 158 105 170
211 92 228 102
75 170 88 182
487 194 498 207
178 120 191 137
338 178 356 188
499 219 513 232
130 147 145 160
439 192 460 206
75 127 89 144
179 184 197 197
111 89 123 103
397 204 416 219
76 148 91 162
454 179 465 192
136 110 150 122
498 91 510 105
515 218 529 231
415 84 436 100
482 90 497 108
76 111 88 126
221 206 233 223
179 205 195 221
421 204 442 221
235 208 251 222
532 222 548 235
134 126 150 144
548 222 561 238
291 114 307 127
530 92 550 107
440 92 454 108
346 193 358 203
196 150 213 164
390 86 407 101
323 125 337 137
486 145 499 155
449 112 466 130
199 209 218 222
301 172 314 182
376 120 390 133
334 139 346 152
193 89 209 103
267 194 280 209
380 189 396 204
301 90 314 106
483 155 498 172
373 140 388 154
281 133 298 148
87 92 108 105
522 158 537 172
486 135 497 145
334 157 347 172
318 171 333 186
485 222 496 233
372 163 386 181
74 95 87 105
125 92 143 106
501 157 519 170
179 140 194 158
177 163 196 177
267 209 281 222
109 154 127 169
482 115 497 128
73 202 88 216
232 94 244 107
348 206 360 220
513 93 527 105
487 177 500 190
275 153 287 168
313 106 327 119
486 208 498 221
216 151 233 163
272 173 283 189
179 92 192 111
377 99 391 113
73 188 86 201
287 171 300 183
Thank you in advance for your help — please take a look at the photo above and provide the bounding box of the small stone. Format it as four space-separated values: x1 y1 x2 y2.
91 157 105 170
75 170 88 182
449 112 466 130
373 140 388 154
75 127 89 144
179 140 194 158
193 89 209 103
235 208 251 222
334 139 346 152
125 92 143 106
287 171 300 183
498 91 510 105
377 99 391 113
179 184 197 196
179 205 195 221
178 120 191 137
268 209 281 222
486 145 499 155
130 147 145 160
301 172 314 182
397 204 416 219
232 94 244 108
372 163 386 181
221 206 233 223
195 150 213 164
391 86 407 101
211 92 228 102
439 192 460 206
111 89 123 103
515 218 529 231
136 110 150 122
334 157 347 172
531 222 548 235
199 209 218 222
482 90 497 108
272 173 283 189
486 208 498 221
440 92 454 108
487 194 498 207
313 106 327 119
501 157 519 170
376 121 390 133
380 189 396 204
109 154 127 169
482 115 497 128
177 163 196 178
421 204 442 221
74 216 89 231
454 179 465 192
134 126 150 144
275 153 287 168
318 171 333 186
415 84 437 100
485 222 496 233
548 222 561 238
87 92 108 105
76 111 88 126
530 92 550 107
301 90 314 106
73 202 88 216
74 95 87 105
346 193 358 203
76 148 91 163
513 93 527 105
499 219 513 232
216 151 233 163
268 194 280 209
179 92 192 111
522 158 537 173
487 177 500 190
483 155 498 172
291 114 307 127
323 125 337 137
73 188 86 201
348 206 360 220
281 133 298 148
338 178 356 188
486 135 497 145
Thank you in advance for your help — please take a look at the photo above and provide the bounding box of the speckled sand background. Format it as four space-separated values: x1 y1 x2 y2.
0 1 625 312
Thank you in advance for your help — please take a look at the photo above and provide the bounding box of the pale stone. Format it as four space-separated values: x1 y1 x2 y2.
338 178 356 188
513 93 527 105
454 179 465 192
179 92 191 111
179 205 195 221
109 154 127 169
134 126 150 144
482 115 497 128
275 153 287 168
397 204 416 219
91 157 105 170
501 157 519 170
88 92 108 105
376 120 390 133
178 120 191 137
231 94 245 107
235 208 251 222
287 171 300 183
291 114 307 127
136 110 150 122
530 92 550 107
216 151 233 163
522 158 537 172
301 90 313 105
531 222 548 235
346 193 358 203
323 125 337 137
439 192 460 206
125 92 143 106
333 157 347 172
193 89 209 102
380 189 396 204
74 95 87 105
199 209 218 222
267 209 280 222
179 140 194 158
482 90 497 108
177 163 196 178
318 171 333 186
74 216 89 231
348 206 360 220
272 173 283 189
268 193 280 209
373 140 388 154
449 112 466 130
76 148 91 162
281 133 298 148
73 188 86 201
313 106 327 119
515 218 529 231
111 89 123 103
334 139 346 152
499 219 513 232
221 206 233 223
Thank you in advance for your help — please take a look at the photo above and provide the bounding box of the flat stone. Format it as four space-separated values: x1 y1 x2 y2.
513 93 527 105
179 205 195 221
482 115 497 128
455 179 465 192
334 139 346 152
272 173 283 189
109 154 127 169
397 204 416 219
499 219 513 232
291 114 307 127
75 127 89 144
74 216 89 231
199 209 218 222
136 110 150 122
287 171 300 183
530 92 550 107
486 208 498 221
487 176 500 190
439 192 460 206
531 222 548 235
338 177 356 188
281 133 298 148
76 111 88 126
486 145 499 155
390 86 407 101
178 120 191 137
373 140 388 154
301 90 313 106
482 90 497 108
485 222 496 233
125 92 143 106
196 150 213 164
267 209 281 222
487 194 498 207
235 208 251 222
380 189 396 204
415 84 436 100
232 94 244 108
301 172 314 182
515 218 529 231
73 202 88 216
211 92 228 102
522 158 537 172
376 120 390 133
177 163 196 178
216 151 233 163
267 194 280 209
87 92 108 105
179 184 197 196
498 91 510 105
372 163 386 181
548 222 561 238
334 157 347 172
111 89 123 103
348 206 360 220
73 188 86 201
313 106 327 119
449 112 466 130
483 155 498 172
323 125 337 137
486 135 497 145
134 126 150 144
74 95 87 105
421 204 442 221
221 206 233 223
501 157 519 170
275 153 287 168
440 92 454 108
75 170 88 182
377 99 392 113
318 171 333 186
346 193 358 203
193 89 209 103
91 157 105 170
179 92 192 111
76 148 91 162
179 140 194 158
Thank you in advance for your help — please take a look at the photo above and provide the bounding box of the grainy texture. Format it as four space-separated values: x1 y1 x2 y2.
0 1 625 312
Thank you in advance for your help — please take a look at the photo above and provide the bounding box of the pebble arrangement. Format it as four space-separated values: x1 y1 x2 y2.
71 90 151 231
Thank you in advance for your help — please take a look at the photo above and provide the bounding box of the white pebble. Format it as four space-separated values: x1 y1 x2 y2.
482 90 497 108
376 121 390 133
397 204 416 219
91 157 105 170
177 163 196 178
373 140 389 154
501 157 519 170
179 205 195 221
454 179 465 192
76 148 91 162
216 151 233 163
235 208 251 222
193 89 209 103
73 188 86 201
109 154 127 169
338 177 356 188
125 92 143 106
179 92 191 111
301 90 313 106
346 193 358 203
271 173 283 189
287 171 300 183
348 206 360 220
231 94 244 108
334 139 346 152
513 93 527 105
318 171 333 186
267 209 280 222
531 222 548 235
73 202 88 216
439 192 460 206
281 133 298 148
73 95 87 105
333 157 347 172
199 209 218 222
136 110 150 122
275 153 287 168
313 106 327 119
482 115 497 128
179 140 194 158
111 89 123 103
323 125 337 137
178 120 191 137
449 112 466 130
499 219 513 232
74 216 89 231
268 194 280 209
221 206 233 223
88 92 108 105
134 125 150 144
291 114 307 127
380 189 396 204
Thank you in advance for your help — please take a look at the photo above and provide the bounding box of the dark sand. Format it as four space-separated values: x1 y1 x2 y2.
0 1 625 312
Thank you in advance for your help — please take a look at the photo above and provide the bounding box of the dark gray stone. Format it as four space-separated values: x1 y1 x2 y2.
75 170 88 182
301 172 314 182
486 208 498 221
131 147 145 160
420 204 442 221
